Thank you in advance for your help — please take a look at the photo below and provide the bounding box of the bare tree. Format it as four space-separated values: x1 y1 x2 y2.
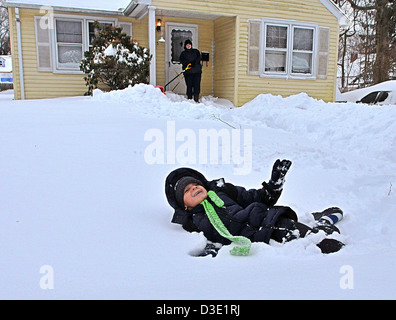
343 0 395 84
337 0 359 90
0 0 10 55
335 0 375 91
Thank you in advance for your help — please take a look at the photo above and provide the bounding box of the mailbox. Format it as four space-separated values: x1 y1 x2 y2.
201 52 209 62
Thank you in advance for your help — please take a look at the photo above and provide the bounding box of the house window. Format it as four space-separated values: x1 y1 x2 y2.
88 21 114 47
171 29 192 63
263 21 316 78
50 16 119 73
36 15 131 73
55 19 83 70
292 27 314 74
264 25 288 73
249 19 327 79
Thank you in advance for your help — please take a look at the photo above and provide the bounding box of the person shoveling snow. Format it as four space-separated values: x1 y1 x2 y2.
165 160 344 257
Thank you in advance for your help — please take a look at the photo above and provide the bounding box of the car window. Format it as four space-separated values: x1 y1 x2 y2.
377 91 389 103
360 91 380 104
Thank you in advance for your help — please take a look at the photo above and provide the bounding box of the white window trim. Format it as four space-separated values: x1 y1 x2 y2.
53 17 84 73
49 14 119 74
260 18 319 80
261 22 289 77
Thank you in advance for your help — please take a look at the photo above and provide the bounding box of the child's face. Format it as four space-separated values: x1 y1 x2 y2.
183 183 208 210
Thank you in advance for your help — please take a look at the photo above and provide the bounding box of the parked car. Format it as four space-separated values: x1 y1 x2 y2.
338 80 396 105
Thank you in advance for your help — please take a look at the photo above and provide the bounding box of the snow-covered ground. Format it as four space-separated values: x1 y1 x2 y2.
0 89 14 101
1 84 395 299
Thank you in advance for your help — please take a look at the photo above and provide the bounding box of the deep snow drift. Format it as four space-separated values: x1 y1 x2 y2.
0 84 395 299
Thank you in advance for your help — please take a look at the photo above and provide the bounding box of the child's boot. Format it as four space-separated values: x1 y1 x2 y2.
311 207 343 235
313 220 341 235
312 207 343 223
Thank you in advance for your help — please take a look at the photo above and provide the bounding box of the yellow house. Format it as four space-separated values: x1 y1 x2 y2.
6 0 348 106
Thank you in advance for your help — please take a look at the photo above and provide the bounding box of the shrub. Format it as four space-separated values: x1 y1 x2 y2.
80 21 151 95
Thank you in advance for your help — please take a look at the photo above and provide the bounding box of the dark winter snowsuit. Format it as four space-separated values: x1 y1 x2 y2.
179 40 202 101
165 167 298 245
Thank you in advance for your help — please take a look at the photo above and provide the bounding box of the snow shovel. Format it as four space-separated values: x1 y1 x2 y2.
164 63 192 90
155 63 191 94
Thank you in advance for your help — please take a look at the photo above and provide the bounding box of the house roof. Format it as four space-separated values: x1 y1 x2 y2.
319 0 349 27
5 0 348 26
5 0 152 17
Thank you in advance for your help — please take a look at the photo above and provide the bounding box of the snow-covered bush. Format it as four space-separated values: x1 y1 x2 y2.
80 21 151 96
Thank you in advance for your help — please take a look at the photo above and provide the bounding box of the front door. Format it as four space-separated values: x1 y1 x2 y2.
165 23 198 94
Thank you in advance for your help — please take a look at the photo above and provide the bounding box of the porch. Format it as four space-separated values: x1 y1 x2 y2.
135 5 238 104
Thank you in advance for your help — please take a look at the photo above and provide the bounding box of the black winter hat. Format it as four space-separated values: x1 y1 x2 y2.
174 176 203 207
184 39 192 49
165 167 209 224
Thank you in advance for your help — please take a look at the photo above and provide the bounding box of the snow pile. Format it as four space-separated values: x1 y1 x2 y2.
1 84 396 299
94 85 396 164
92 84 234 120
230 93 396 164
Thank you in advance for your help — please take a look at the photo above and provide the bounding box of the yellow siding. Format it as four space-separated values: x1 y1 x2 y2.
9 8 147 100
214 16 237 103
13 9 84 99
10 8 214 99
10 0 341 104
153 0 340 105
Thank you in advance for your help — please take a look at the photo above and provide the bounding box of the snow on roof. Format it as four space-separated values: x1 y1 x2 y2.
6 0 348 25
5 0 134 12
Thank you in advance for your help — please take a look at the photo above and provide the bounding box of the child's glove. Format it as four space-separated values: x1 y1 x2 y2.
268 159 292 191
196 242 222 258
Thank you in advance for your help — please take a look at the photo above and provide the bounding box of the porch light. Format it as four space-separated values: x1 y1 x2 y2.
156 19 162 32
157 17 165 43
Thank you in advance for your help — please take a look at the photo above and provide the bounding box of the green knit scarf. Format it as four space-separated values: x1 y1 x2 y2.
201 190 251 256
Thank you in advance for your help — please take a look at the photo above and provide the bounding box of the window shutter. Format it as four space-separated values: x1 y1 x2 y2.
317 27 330 79
248 20 261 75
35 17 52 72
118 22 133 37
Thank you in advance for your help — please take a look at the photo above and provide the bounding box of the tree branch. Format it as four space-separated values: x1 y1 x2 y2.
345 0 376 10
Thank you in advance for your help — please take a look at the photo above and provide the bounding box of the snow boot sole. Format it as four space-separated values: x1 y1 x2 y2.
317 238 345 254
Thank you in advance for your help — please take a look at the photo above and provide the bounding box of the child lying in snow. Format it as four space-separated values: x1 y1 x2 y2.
165 160 344 256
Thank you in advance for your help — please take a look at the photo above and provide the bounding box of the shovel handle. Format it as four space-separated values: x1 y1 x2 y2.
164 63 193 89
